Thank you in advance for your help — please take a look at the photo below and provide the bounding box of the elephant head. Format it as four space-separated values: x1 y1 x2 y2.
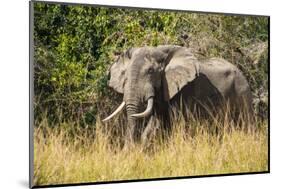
103 45 200 143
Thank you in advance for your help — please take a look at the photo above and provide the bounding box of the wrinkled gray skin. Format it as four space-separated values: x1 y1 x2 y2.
104 45 253 145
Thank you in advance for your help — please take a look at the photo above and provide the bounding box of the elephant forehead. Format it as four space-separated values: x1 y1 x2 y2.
131 52 152 65
131 55 146 66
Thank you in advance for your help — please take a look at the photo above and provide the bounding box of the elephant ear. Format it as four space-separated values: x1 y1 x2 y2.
108 48 134 94
163 51 200 101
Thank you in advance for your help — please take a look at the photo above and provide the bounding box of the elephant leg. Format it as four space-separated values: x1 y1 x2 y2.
141 116 160 146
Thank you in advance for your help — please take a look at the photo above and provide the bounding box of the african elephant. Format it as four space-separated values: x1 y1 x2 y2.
103 45 253 145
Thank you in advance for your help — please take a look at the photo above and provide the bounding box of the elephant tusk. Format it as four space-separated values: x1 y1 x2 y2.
102 101 126 122
131 98 154 118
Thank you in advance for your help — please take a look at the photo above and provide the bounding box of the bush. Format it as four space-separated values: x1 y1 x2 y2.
33 2 268 126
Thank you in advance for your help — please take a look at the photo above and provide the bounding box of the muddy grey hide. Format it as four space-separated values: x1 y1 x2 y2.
103 45 253 145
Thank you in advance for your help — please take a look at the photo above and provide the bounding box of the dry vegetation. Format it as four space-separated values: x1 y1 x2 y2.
33 114 268 186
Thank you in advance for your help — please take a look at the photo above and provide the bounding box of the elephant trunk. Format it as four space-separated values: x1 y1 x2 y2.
123 73 155 144
125 97 154 144
125 100 139 143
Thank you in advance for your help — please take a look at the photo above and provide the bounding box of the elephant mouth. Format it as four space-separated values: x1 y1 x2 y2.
102 97 154 122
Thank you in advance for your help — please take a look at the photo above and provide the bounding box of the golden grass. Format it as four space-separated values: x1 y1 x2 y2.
33 116 268 186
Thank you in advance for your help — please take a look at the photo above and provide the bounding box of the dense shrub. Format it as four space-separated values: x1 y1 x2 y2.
33 2 268 126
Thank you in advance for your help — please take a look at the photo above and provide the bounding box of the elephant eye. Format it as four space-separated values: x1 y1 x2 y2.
147 68 154 74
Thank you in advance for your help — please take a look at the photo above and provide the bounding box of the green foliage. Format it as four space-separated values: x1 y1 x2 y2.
33 2 268 126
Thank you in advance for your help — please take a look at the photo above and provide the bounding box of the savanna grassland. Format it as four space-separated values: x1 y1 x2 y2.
33 114 268 185
32 2 269 186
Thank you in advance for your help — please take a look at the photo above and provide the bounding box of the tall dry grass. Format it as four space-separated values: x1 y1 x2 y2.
33 113 268 186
